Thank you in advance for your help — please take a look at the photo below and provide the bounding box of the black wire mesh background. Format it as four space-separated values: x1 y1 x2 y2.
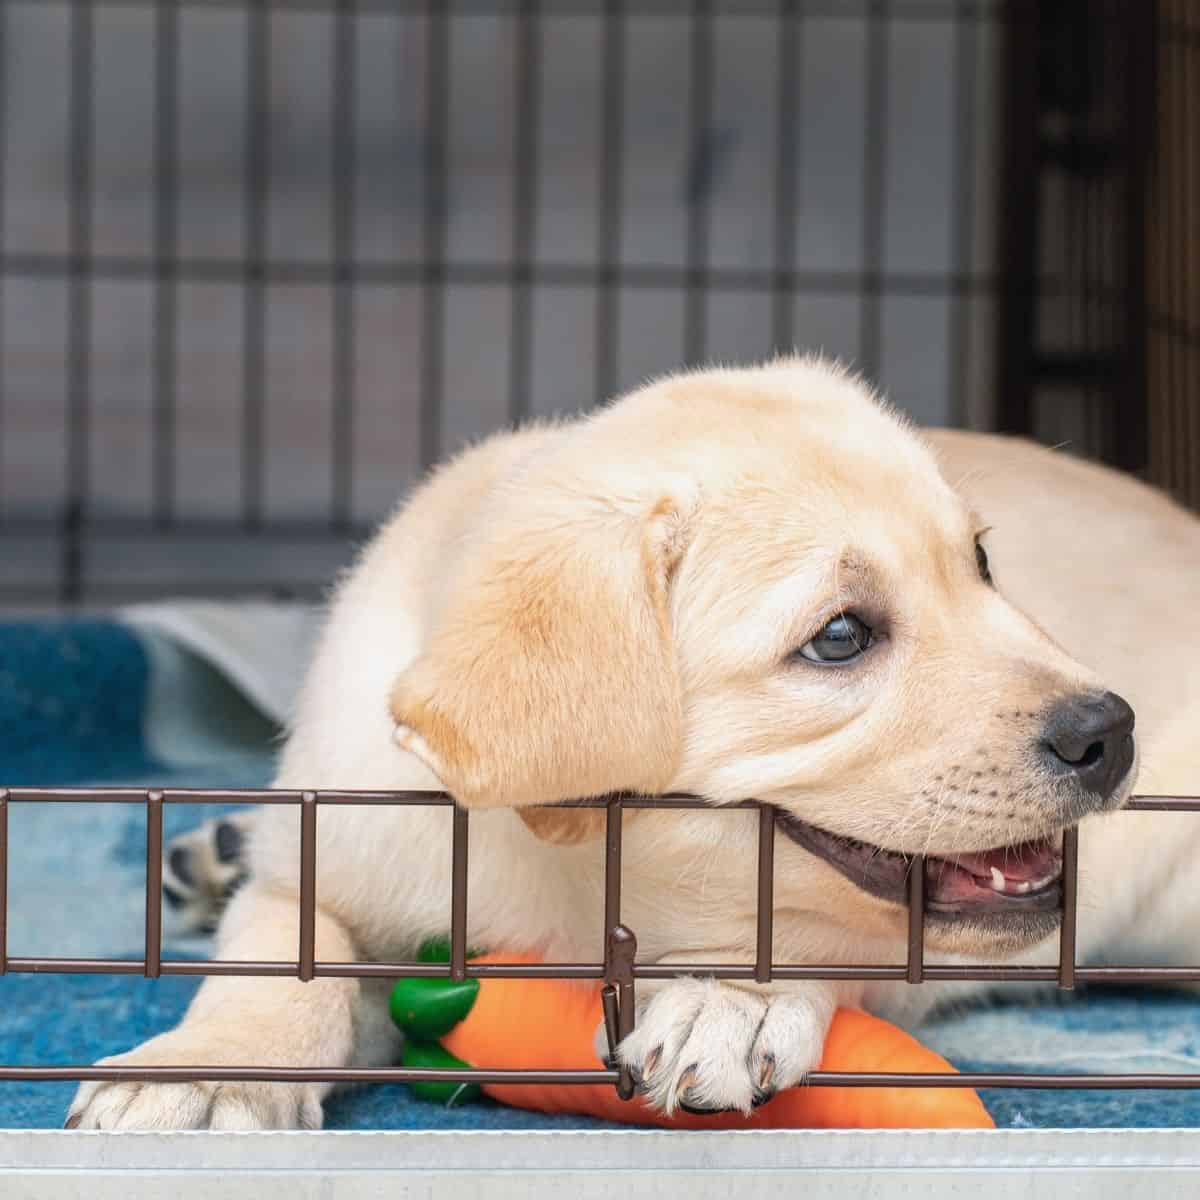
0 0 1017 606
996 0 1152 476
0 3 1180 602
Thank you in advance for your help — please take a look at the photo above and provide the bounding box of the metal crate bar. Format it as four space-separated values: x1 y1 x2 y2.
906 854 925 985
0 252 1007 295
449 804 470 981
2 785 1200 1099
5 1063 1200 1091
298 791 318 981
1058 824 1079 989
0 789 7 976
754 804 775 983
144 791 164 979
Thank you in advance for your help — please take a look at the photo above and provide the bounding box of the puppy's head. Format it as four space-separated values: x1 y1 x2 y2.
391 359 1136 956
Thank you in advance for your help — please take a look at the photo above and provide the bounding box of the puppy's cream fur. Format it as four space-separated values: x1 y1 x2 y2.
69 359 1200 1129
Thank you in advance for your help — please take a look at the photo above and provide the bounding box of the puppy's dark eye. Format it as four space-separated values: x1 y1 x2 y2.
975 540 992 585
796 613 872 664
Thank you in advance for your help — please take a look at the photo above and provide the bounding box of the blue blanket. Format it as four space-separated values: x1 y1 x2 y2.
3 617 1199 1130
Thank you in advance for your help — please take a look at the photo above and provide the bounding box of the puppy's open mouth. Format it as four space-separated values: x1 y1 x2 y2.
772 810 1063 917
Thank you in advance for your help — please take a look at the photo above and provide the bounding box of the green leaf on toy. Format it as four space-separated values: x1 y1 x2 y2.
401 1038 483 1105
390 976 480 1041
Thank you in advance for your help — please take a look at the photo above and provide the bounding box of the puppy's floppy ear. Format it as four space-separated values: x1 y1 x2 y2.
390 491 693 813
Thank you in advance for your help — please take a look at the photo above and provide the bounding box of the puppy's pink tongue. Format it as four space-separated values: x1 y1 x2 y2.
946 838 1061 883
925 837 1063 903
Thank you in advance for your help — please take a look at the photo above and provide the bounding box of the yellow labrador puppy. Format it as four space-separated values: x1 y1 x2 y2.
69 357 1197 1130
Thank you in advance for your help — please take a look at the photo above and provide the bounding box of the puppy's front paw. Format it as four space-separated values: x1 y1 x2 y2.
616 979 829 1115
65 1026 323 1131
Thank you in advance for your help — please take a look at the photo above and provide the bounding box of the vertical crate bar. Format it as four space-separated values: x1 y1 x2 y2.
906 854 925 984
683 0 713 366
242 0 269 529
1058 825 1079 989
508 0 540 426
144 791 164 979
946 0 978 427
603 798 635 1098
449 804 469 982
771 0 799 352
420 0 449 472
0 789 8 976
64 0 95 605
152 0 180 527
607 923 637 1100
603 797 623 972
996 0 1040 439
858 0 889 383
594 0 625 407
754 804 775 983
299 791 318 982
1117 0 1152 475
331 0 357 529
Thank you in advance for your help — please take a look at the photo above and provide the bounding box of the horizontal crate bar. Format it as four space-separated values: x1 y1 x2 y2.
6 1065 1200 1091
6 787 1194 811
8 956 1200 984
0 0 1004 16
0 516 375 539
0 956 610 979
635 965 909 982
1 788 456 807
2 958 300 976
0 1066 619 1086
1125 797 1200 811
0 252 1004 297
315 961 609 980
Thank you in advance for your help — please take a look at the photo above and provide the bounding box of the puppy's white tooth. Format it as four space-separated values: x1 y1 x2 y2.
990 866 1006 891
1016 881 1032 894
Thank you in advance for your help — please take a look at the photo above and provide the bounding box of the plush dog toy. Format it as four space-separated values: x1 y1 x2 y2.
389 941 993 1129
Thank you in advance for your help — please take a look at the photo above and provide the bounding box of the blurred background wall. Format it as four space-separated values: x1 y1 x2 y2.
1 1 1188 605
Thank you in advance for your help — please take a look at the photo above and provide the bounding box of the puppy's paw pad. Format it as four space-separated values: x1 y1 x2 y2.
162 811 255 934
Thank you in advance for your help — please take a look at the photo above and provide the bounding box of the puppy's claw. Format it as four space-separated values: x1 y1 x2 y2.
678 1098 722 1116
756 1053 777 1091
672 1063 700 1111
643 1046 662 1078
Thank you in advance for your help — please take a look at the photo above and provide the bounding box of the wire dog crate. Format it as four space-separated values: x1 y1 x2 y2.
2 2 1184 607
2 0 1014 607
3 786 1200 1101
2 3 1200 1191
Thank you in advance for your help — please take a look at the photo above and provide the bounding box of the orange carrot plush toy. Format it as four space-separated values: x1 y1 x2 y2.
390 943 993 1130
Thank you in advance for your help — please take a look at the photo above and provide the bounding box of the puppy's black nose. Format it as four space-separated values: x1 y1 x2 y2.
1040 690 1135 797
